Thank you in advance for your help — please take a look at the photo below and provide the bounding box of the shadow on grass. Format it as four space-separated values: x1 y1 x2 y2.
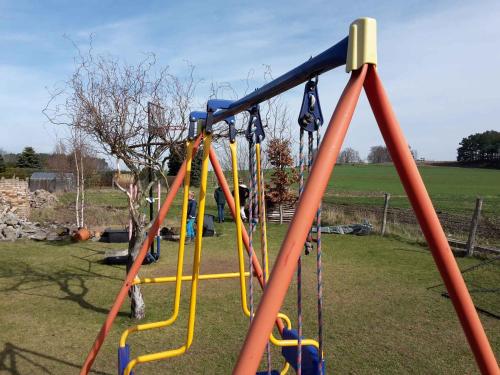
0 262 128 318
0 342 111 375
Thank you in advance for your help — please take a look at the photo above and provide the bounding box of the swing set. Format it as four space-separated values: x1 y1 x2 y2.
80 18 499 375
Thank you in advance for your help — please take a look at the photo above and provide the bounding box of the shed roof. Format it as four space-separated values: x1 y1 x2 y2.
30 172 74 180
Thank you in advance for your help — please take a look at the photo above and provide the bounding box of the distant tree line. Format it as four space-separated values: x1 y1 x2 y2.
335 145 418 164
0 145 110 184
457 130 500 165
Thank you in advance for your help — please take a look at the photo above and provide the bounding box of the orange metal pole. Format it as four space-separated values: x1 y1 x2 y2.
80 136 202 375
363 65 499 375
209 147 285 333
232 65 368 374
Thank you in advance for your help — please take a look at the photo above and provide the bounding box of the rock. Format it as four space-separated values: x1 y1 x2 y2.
2 226 17 241
4 212 19 226
29 231 47 241
46 232 62 241
29 189 59 209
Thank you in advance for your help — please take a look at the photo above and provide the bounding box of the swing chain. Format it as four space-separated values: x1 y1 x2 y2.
298 76 324 133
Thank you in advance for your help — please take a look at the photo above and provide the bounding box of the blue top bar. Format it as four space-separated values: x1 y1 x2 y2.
210 36 348 124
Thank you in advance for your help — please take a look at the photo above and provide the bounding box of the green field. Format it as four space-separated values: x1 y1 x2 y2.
323 164 500 217
50 164 500 222
0 223 499 374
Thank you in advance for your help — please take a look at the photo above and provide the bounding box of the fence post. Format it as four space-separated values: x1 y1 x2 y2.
466 197 483 257
381 192 390 235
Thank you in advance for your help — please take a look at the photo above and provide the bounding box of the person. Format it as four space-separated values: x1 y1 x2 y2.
186 191 197 242
214 185 226 223
232 179 249 221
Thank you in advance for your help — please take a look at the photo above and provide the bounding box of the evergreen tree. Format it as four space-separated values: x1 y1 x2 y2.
190 145 203 187
167 142 184 176
0 154 5 173
16 147 41 169
457 130 500 162
167 142 202 187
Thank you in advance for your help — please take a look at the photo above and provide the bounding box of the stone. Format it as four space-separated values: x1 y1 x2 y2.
46 232 62 241
4 213 19 226
2 226 17 241
29 231 47 241
29 189 58 209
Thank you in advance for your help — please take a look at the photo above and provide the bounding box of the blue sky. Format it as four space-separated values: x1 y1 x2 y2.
1 0 499 160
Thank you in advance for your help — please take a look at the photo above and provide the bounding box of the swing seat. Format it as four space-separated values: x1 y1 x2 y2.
118 345 133 375
281 328 324 375
256 371 280 375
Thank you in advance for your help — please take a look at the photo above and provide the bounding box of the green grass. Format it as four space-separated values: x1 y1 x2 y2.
0 224 499 374
321 164 500 217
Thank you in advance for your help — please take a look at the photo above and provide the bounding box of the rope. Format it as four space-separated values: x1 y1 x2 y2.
297 128 305 375
248 135 257 322
257 142 272 374
315 131 324 374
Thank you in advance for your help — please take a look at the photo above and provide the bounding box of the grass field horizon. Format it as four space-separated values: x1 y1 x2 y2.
3 163 500 374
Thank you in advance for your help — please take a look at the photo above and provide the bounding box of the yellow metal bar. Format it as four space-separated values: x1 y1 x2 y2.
124 134 317 375
119 140 195 348
255 143 269 280
124 133 213 375
134 272 250 284
230 141 252 317
231 141 319 349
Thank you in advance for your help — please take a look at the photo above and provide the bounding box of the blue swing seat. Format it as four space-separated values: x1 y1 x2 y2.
118 345 133 375
281 328 324 375
256 371 280 375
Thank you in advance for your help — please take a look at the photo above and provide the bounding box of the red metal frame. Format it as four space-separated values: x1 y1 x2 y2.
233 64 499 374
81 63 499 375
80 136 202 374
80 137 285 374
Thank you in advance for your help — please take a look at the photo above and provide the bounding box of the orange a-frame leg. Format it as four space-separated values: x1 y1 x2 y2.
233 63 499 375
80 136 202 375
363 65 499 375
233 65 368 375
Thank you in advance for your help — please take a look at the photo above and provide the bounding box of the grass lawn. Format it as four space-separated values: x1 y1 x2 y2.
1 222 499 374
323 164 500 218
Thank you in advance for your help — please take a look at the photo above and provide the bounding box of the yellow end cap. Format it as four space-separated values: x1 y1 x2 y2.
346 17 377 72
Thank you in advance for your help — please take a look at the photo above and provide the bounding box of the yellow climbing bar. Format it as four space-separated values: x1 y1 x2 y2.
230 140 320 350
124 132 213 375
119 139 195 349
134 272 250 285
255 142 269 280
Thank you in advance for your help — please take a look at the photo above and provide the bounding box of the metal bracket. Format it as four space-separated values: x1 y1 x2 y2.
206 99 236 142
298 78 323 132
188 111 207 140
346 17 377 73
245 105 265 144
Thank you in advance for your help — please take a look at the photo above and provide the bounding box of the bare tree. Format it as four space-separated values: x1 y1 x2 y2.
44 43 198 319
410 146 418 160
367 145 392 163
338 147 362 164
211 65 293 172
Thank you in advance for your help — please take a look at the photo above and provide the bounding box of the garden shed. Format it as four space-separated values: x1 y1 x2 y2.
29 172 75 193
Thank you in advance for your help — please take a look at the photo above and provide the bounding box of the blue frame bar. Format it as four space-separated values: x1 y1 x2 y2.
210 37 348 124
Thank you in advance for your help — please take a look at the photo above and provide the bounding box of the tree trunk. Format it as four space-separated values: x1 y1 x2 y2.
127 225 146 319
80 151 85 227
279 204 283 225
74 151 81 227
